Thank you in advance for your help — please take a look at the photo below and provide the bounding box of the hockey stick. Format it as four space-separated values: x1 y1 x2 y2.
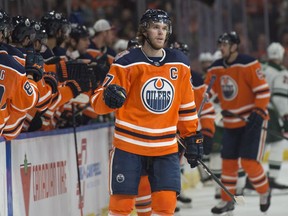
197 75 216 116
72 104 84 212
177 136 246 205
221 110 288 141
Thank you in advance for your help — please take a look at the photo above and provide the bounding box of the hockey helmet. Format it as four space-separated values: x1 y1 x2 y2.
267 42 285 61
41 11 71 37
11 16 35 43
32 21 48 45
217 31 240 45
0 9 12 39
140 9 172 36
70 24 89 40
169 41 189 55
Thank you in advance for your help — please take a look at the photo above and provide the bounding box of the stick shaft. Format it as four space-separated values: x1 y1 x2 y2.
222 110 288 140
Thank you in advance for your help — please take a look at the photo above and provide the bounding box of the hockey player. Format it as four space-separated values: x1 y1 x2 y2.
261 42 288 189
0 12 39 138
206 31 271 214
90 9 203 215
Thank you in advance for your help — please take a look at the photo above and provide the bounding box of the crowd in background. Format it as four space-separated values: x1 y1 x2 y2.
2 0 288 71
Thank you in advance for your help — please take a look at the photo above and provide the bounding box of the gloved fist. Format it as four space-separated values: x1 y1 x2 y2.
25 51 44 82
43 72 58 94
184 131 204 168
104 84 126 109
66 79 91 98
246 108 266 131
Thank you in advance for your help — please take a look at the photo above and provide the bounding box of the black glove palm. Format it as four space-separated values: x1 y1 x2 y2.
104 84 126 109
184 132 204 168
25 51 44 82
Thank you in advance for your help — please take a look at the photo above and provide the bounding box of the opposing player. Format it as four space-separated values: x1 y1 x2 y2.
261 42 288 189
90 9 203 215
205 31 271 214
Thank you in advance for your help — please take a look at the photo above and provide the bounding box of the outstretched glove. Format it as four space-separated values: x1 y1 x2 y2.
66 79 91 98
104 84 126 109
25 50 44 82
246 108 266 131
184 132 204 168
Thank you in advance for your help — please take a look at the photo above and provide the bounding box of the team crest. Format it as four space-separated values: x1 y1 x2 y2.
141 77 174 114
220 75 238 101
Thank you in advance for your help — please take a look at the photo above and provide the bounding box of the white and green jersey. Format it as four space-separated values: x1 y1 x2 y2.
262 61 288 142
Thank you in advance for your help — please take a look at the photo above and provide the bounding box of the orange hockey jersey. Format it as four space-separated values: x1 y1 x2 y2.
90 48 199 156
0 49 38 139
205 54 270 128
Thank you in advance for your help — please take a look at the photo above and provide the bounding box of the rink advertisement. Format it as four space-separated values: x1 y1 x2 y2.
0 139 7 216
8 125 110 216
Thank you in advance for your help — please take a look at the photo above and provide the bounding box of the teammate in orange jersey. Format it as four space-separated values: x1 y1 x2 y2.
205 31 271 215
90 9 203 216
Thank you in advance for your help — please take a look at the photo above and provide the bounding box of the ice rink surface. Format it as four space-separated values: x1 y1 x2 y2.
177 162 288 216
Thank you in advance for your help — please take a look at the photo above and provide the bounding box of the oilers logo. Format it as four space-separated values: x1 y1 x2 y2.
141 77 174 114
220 75 238 101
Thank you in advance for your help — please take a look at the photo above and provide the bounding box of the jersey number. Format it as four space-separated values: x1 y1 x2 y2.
24 81 33 96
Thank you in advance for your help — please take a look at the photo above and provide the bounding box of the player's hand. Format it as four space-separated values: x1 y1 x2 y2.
104 84 126 109
184 132 204 168
246 108 266 131
25 51 44 82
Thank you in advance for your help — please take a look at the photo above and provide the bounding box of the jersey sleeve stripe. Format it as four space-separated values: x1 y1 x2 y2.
179 101 195 108
178 114 198 121
253 83 269 92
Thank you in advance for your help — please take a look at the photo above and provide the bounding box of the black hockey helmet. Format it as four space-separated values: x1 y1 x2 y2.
170 41 189 55
11 16 35 43
70 24 89 40
31 21 48 44
41 11 71 38
217 31 240 45
140 9 172 35
0 9 10 31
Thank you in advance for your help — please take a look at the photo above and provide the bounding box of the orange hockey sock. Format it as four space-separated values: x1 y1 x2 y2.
221 159 238 201
136 175 152 216
241 158 269 194
109 194 136 215
151 191 177 215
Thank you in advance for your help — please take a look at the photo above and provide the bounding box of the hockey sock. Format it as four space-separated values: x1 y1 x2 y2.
268 139 286 179
136 175 152 216
151 191 177 215
221 159 238 201
109 194 136 215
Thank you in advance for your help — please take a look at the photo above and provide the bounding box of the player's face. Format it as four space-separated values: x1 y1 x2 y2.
146 22 168 49
77 36 90 54
218 42 231 59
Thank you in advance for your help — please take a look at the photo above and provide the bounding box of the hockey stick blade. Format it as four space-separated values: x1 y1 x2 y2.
197 159 246 205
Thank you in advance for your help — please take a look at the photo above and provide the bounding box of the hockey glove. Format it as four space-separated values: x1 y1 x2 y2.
184 132 204 168
104 84 127 109
25 51 44 82
66 79 91 98
43 72 58 94
246 108 266 132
